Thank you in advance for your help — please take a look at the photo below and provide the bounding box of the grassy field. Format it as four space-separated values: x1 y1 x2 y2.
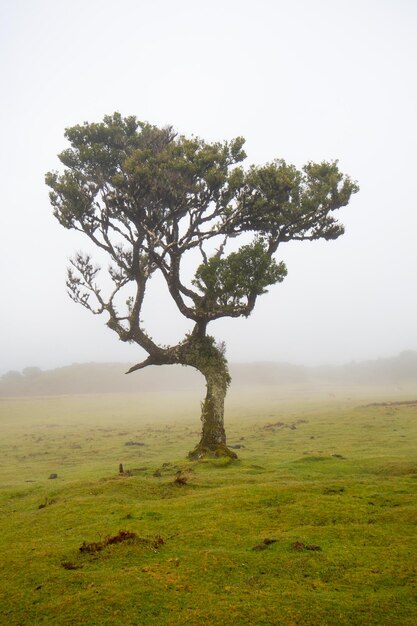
0 384 416 625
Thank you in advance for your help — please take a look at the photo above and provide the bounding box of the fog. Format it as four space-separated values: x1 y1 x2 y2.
2 352 417 398
1 0 417 376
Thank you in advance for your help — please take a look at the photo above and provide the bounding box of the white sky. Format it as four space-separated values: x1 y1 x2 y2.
1 0 416 374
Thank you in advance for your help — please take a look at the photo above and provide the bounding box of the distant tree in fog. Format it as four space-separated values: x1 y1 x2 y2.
22 367 42 378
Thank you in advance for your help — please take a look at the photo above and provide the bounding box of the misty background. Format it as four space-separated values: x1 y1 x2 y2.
1 0 416 377
1 352 417 398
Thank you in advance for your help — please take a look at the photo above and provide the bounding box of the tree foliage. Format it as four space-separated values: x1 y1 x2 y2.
46 113 358 354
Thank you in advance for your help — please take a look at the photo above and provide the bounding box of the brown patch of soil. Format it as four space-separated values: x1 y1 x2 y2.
173 473 188 486
61 561 83 570
79 530 164 554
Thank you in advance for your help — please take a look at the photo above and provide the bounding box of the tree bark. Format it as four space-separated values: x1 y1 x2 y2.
200 370 227 448
186 340 237 460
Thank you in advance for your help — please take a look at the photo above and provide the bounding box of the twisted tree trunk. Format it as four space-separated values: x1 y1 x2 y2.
127 334 237 460
184 337 237 460
200 370 227 448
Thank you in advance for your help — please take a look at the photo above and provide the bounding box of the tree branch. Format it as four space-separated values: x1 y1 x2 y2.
125 356 155 374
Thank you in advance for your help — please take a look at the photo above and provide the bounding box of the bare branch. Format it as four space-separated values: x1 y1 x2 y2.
198 240 208 264
125 356 155 374
66 253 105 314
214 235 228 259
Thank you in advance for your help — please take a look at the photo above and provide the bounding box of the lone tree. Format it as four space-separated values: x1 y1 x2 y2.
46 113 358 459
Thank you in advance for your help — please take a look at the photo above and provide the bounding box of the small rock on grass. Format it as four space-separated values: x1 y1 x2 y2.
252 538 277 551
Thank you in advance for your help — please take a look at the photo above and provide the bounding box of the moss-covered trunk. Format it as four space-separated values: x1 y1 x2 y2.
188 369 237 459
199 370 227 443
183 335 237 460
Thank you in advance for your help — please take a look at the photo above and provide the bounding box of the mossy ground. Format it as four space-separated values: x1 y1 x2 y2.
0 385 416 625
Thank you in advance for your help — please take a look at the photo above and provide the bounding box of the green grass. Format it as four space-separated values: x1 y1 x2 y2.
0 387 417 625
